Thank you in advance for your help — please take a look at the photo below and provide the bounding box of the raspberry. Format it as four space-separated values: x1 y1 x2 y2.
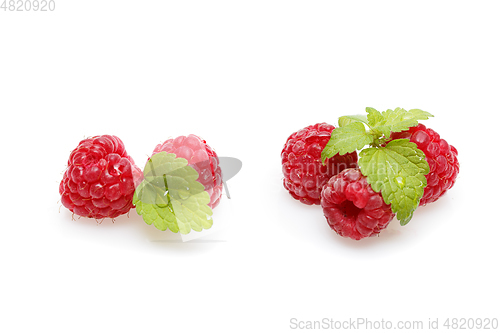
390 124 460 206
281 123 358 205
152 134 223 209
321 169 395 240
59 135 143 219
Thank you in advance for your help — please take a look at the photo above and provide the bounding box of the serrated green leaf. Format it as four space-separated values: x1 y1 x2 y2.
366 107 385 129
338 115 369 127
172 199 214 234
133 152 213 234
358 139 430 225
144 153 190 181
366 107 434 138
134 197 179 232
321 122 373 164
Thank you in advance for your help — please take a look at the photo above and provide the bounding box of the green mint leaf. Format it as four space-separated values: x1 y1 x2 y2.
133 152 213 234
338 115 369 127
366 107 385 129
366 107 434 138
380 107 434 136
358 139 430 225
321 122 373 164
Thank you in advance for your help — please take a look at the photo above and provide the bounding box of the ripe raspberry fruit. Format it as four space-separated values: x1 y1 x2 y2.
152 134 223 209
321 169 395 240
390 124 459 206
282 123 358 205
59 135 143 219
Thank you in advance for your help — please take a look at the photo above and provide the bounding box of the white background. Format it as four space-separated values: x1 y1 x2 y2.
1 1 499 332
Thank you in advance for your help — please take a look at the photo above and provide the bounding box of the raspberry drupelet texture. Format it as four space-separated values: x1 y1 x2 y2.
282 123 358 205
321 169 395 240
390 124 459 206
59 135 143 219
152 134 223 209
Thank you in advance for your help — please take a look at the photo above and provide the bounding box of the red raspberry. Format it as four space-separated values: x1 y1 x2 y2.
59 135 143 219
281 123 358 205
390 124 460 206
152 134 223 209
321 169 395 240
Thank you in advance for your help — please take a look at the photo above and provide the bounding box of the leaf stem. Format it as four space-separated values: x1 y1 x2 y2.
367 129 385 147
